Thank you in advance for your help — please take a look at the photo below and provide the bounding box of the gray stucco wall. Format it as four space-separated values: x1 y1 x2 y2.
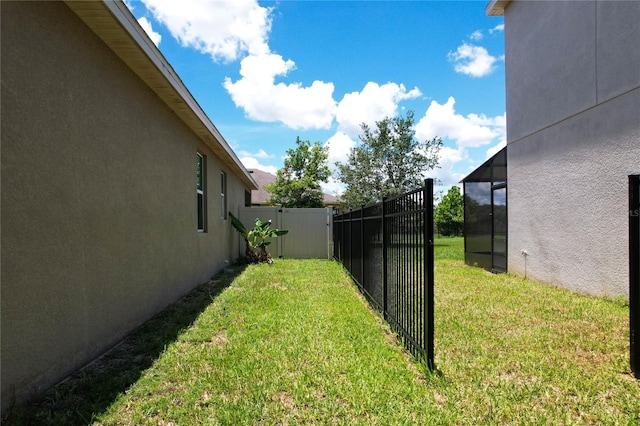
1 2 248 411
504 0 640 296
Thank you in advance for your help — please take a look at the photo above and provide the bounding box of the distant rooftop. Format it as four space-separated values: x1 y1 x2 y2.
248 169 340 205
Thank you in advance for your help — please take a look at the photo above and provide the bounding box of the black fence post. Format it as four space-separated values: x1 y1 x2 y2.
348 209 353 275
382 197 388 320
341 211 345 263
361 205 365 290
630 175 639 379
424 178 435 370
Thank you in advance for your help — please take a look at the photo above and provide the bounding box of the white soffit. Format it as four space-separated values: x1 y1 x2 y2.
64 0 258 190
486 0 511 16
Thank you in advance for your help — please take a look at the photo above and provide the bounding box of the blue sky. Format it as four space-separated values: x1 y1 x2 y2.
126 0 506 195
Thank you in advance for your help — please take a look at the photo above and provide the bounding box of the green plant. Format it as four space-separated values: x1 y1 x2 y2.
229 212 288 264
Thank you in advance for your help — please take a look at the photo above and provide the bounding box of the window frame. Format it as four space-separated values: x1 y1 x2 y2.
220 171 227 220
197 152 207 232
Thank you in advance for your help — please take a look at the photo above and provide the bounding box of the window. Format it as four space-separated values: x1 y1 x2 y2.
220 171 227 220
197 153 206 232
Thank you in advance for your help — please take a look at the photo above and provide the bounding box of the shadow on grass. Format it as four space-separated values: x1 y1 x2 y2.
3 264 246 426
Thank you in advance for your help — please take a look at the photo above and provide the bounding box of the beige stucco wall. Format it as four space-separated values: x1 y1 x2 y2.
1 2 249 411
504 0 640 296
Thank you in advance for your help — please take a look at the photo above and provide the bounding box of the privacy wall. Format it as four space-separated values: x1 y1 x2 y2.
238 207 333 259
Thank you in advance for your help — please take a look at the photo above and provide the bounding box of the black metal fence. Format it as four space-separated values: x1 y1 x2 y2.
333 179 434 368
630 175 639 379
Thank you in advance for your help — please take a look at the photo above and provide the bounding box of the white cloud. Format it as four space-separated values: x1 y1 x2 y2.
226 70 422 133
240 156 278 175
224 53 337 130
336 82 422 138
137 17 162 46
432 146 468 189
321 131 358 197
139 1 423 133
140 0 272 62
448 43 498 77
321 177 345 197
138 0 337 130
415 97 505 190
226 78 422 134
324 131 356 168
486 139 507 158
470 30 483 41
415 97 504 148
239 148 274 159
489 23 505 34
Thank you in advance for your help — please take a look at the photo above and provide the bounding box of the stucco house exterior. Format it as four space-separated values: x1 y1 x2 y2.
1 0 258 413
464 0 639 297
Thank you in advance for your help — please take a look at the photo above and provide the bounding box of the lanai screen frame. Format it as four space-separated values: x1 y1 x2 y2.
462 147 507 273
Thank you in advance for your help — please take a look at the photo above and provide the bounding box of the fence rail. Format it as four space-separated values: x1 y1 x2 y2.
333 179 434 367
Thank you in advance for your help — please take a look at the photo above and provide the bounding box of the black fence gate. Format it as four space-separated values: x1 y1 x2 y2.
630 175 639 379
333 179 434 368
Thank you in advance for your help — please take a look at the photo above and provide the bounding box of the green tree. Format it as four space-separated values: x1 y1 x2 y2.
336 111 442 210
434 185 464 236
265 137 331 208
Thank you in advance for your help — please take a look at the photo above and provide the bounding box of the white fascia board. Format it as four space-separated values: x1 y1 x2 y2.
486 0 511 16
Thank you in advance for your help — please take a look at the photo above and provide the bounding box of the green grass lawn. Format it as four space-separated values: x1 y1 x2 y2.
433 238 639 424
5 237 639 424
434 235 464 261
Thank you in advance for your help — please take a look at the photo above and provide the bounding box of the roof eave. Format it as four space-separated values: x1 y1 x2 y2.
486 0 511 16
64 0 258 190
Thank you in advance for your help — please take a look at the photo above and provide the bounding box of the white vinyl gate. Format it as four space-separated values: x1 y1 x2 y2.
237 207 333 259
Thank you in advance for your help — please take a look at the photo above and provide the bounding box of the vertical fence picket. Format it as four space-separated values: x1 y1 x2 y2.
361 205 365 289
425 179 435 367
382 197 388 321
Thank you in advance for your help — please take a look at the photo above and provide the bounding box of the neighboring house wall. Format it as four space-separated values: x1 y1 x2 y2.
502 0 640 296
1 2 253 412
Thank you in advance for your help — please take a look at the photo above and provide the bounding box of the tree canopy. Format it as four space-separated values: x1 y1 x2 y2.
434 185 464 236
265 137 331 208
336 111 442 210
